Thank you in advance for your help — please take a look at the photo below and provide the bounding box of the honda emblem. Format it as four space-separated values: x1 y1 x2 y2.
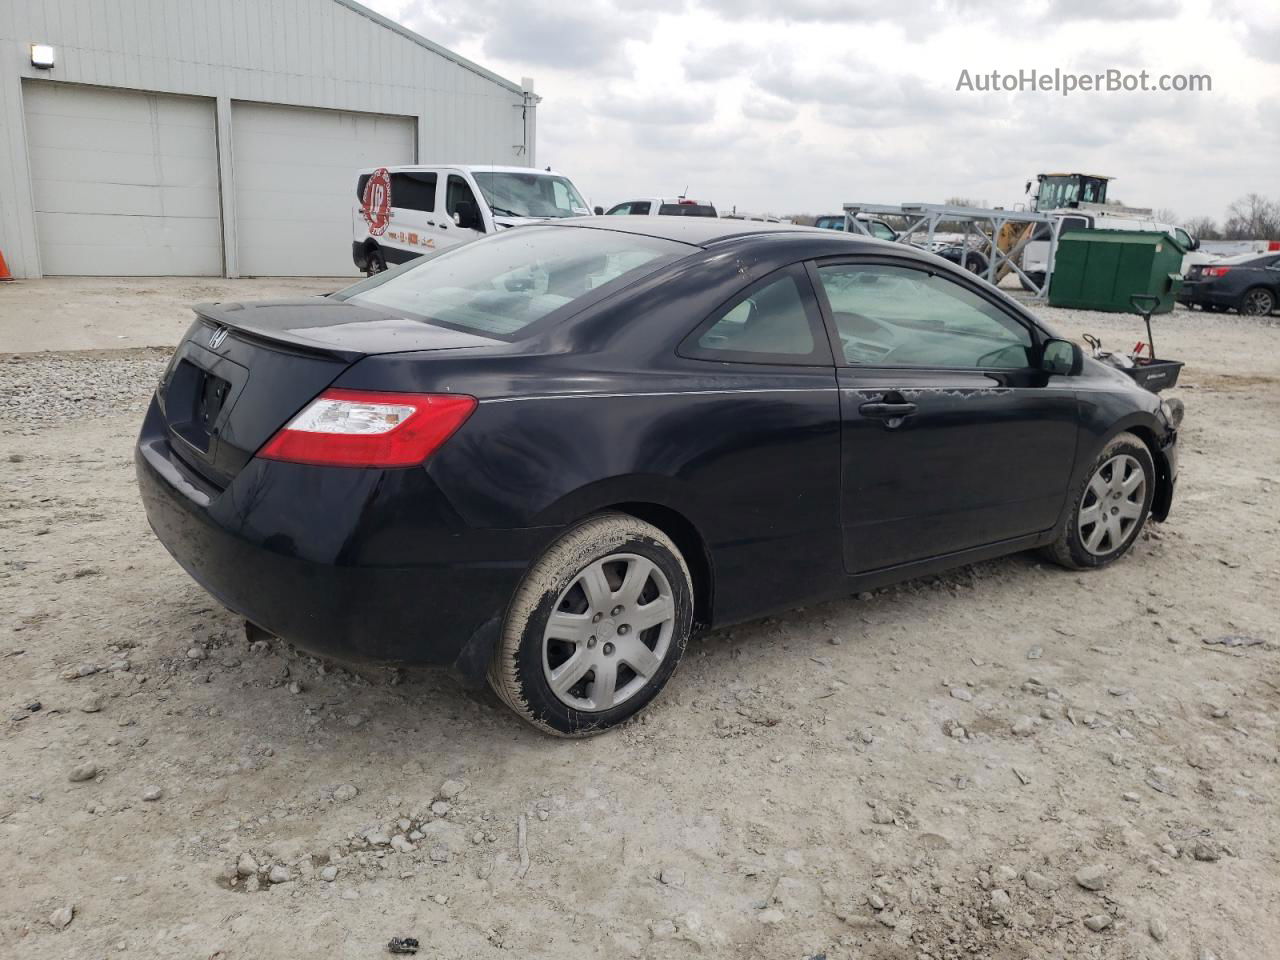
209 326 229 349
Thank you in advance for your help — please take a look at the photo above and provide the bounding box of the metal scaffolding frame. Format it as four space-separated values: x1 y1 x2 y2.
843 202 1064 299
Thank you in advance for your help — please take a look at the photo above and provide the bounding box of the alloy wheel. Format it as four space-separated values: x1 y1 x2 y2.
1078 454 1146 556
1243 289 1274 316
542 553 675 712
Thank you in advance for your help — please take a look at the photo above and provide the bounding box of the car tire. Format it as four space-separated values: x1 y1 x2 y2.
1020 271 1047 293
1043 432 1155 570
488 513 694 737
1239 287 1275 316
365 246 387 277
964 254 987 274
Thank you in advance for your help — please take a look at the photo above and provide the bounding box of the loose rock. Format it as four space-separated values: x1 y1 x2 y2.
949 687 973 702
267 864 291 884
438 778 468 800
141 785 163 802
1011 716 1037 737
320 865 338 882
48 905 75 930
1075 864 1108 891
1084 914 1113 932
69 762 98 782
1149 916 1168 942
332 784 358 802
237 853 258 878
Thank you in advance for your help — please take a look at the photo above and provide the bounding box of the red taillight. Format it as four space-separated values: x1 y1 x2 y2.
258 389 476 468
1203 266 1233 278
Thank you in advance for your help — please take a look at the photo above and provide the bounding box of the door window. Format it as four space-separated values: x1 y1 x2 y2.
629 201 652 215
680 266 831 365
869 221 896 241
389 172 437 212
446 175 483 231
816 263 1033 369
605 203 631 215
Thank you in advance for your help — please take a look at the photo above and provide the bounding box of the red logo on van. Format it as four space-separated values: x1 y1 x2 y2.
361 168 392 236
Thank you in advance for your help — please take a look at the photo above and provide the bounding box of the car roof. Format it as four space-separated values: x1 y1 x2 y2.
547 215 903 250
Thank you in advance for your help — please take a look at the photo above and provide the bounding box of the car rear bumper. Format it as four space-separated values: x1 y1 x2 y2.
136 396 554 667
1176 282 1234 308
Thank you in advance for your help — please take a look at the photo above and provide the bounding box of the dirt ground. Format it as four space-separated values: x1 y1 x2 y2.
1 280 1278 960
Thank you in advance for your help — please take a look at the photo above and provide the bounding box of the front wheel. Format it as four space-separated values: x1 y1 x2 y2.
365 246 387 277
489 514 694 736
1043 432 1155 570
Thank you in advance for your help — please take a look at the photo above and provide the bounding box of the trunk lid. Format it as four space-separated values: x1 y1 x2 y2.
159 298 494 488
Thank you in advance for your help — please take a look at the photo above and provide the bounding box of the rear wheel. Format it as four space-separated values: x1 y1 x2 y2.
1043 432 1155 569
365 246 387 277
489 514 693 737
1239 287 1275 316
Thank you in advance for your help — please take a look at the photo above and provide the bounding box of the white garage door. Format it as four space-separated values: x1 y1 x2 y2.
232 102 416 276
23 81 222 276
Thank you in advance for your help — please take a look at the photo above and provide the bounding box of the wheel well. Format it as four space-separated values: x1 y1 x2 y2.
608 502 713 630
1125 425 1174 522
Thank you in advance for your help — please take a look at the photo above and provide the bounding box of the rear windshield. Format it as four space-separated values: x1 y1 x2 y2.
471 172 590 219
658 203 717 217
338 227 687 339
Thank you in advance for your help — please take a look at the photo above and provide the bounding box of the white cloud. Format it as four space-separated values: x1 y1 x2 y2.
367 0 1280 222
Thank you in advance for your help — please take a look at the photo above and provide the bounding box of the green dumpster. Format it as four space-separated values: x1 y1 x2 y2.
1048 229 1186 313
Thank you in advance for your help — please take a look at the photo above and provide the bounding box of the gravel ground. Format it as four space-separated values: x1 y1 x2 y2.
0 350 169 429
1 294 1279 959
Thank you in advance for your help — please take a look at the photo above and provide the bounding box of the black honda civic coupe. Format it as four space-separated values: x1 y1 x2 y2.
137 218 1180 736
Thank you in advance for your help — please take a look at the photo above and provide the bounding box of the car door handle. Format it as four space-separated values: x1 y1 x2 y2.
859 401 917 419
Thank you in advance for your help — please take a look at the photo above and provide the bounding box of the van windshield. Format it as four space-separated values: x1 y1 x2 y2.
338 226 687 339
471 172 590 219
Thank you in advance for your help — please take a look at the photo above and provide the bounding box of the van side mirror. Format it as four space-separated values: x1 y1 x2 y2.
1040 338 1082 376
593 206 604 215
1190 236 1201 251
453 200 482 232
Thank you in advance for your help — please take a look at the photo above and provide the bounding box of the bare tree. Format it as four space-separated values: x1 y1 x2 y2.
1222 194 1280 240
1185 216 1221 241
1153 208 1179 224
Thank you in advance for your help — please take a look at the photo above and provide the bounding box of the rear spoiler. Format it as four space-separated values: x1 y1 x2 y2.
192 300 367 363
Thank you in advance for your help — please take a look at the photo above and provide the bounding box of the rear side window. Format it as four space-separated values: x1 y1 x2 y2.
341 227 688 339
356 174 370 200
679 265 831 365
389 172 437 212
659 203 716 217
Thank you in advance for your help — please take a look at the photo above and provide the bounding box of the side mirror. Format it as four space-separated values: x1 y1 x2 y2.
1040 338 1083 376
593 205 604 216
453 200 482 232
1191 236 1201 251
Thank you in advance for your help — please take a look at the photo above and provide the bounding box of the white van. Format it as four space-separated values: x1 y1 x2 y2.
352 164 592 274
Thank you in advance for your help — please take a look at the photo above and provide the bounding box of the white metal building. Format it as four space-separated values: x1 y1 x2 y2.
0 0 537 278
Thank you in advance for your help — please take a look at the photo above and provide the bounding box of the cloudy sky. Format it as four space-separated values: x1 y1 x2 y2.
364 0 1278 223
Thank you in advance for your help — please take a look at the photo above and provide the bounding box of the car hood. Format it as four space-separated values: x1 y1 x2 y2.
494 215 586 229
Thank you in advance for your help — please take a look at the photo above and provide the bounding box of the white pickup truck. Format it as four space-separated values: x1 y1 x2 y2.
352 164 592 274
